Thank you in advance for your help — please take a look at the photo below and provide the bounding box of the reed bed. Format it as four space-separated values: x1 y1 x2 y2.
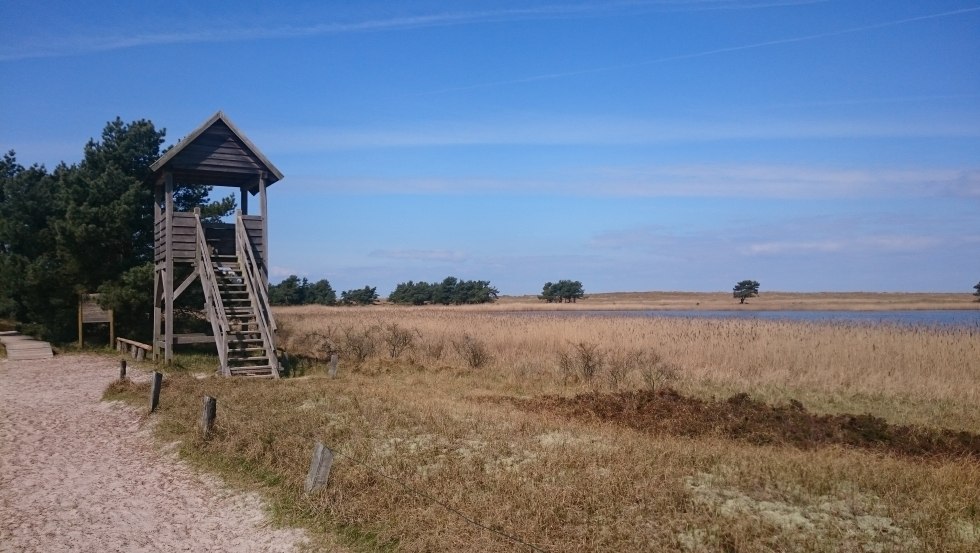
276 306 980 430
110 305 980 551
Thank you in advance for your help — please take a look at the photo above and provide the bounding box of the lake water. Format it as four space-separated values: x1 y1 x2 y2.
530 309 980 328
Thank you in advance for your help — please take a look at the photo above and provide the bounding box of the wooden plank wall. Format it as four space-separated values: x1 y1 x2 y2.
168 121 264 177
154 212 197 263
154 214 265 264
242 215 265 261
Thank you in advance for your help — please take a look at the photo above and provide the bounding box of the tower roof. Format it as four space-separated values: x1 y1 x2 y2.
149 111 283 193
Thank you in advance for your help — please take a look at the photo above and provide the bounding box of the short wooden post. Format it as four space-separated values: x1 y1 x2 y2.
77 296 84 348
119 359 127 379
329 353 339 378
150 372 163 413
305 441 334 493
201 396 217 439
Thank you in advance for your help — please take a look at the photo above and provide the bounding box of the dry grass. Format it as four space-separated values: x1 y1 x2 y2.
493 291 979 311
111 305 980 552
277 306 980 429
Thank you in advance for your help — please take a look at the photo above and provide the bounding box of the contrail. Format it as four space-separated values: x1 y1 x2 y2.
0 0 826 61
421 5 980 95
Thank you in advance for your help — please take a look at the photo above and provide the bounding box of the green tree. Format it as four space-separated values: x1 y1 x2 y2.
269 275 337 306
388 280 434 305
0 118 236 341
973 281 980 301
340 286 378 306
388 277 498 305
0 154 72 337
539 280 584 303
733 280 760 304
269 275 304 305
306 279 337 305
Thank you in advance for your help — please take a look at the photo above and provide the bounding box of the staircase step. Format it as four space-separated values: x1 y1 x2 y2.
228 349 267 356
229 366 274 375
230 365 272 372
228 356 270 363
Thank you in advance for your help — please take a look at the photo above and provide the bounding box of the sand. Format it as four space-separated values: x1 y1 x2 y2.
0 354 322 552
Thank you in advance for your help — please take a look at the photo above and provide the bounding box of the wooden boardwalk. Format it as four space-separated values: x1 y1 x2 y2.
0 331 54 361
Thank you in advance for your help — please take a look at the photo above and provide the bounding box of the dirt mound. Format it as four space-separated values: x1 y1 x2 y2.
510 389 980 460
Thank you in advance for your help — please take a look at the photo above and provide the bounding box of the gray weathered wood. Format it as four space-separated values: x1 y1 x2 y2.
150 372 163 413
164 172 174 364
304 441 334 493
173 270 199 300
145 112 283 380
152 260 161 361
240 186 248 215
329 353 339 378
259 174 268 287
0 333 54 360
201 396 217 439
149 112 283 191
119 359 127 379
117 337 152 351
171 333 216 345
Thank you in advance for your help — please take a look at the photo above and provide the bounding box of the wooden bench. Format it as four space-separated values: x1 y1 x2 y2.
116 337 152 361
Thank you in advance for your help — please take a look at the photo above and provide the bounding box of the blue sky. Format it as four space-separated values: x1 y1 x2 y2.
1 0 978 294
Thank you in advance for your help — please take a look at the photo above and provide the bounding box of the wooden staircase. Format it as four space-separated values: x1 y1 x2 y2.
212 256 277 378
194 211 280 379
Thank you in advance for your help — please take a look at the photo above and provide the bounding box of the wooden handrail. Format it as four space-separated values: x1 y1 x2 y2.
235 212 279 377
195 212 231 374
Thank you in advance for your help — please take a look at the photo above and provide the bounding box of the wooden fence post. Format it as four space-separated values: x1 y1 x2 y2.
119 359 127 379
150 372 163 413
201 396 217 439
329 353 339 378
305 441 334 493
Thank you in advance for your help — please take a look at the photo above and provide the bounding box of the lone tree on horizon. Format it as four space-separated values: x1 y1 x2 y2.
974 281 980 301
733 280 760 304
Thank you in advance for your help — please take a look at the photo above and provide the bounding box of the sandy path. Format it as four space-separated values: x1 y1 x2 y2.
0 355 317 552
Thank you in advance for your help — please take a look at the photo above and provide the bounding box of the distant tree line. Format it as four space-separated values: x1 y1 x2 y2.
388 277 499 305
268 277 380 306
341 286 379 306
539 280 585 303
268 275 336 306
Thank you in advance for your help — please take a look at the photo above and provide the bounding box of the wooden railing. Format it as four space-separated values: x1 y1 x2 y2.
235 211 279 378
195 211 231 375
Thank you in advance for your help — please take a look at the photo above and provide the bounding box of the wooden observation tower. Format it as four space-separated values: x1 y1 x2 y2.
148 111 282 378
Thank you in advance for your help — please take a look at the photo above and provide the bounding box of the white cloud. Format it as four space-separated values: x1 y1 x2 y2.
740 235 950 256
260 118 980 152
282 163 980 200
269 266 305 279
369 249 468 262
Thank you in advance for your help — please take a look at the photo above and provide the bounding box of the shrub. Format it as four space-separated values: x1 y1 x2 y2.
641 360 679 392
452 334 493 369
381 323 417 359
557 341 605 383
340 325 378 365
